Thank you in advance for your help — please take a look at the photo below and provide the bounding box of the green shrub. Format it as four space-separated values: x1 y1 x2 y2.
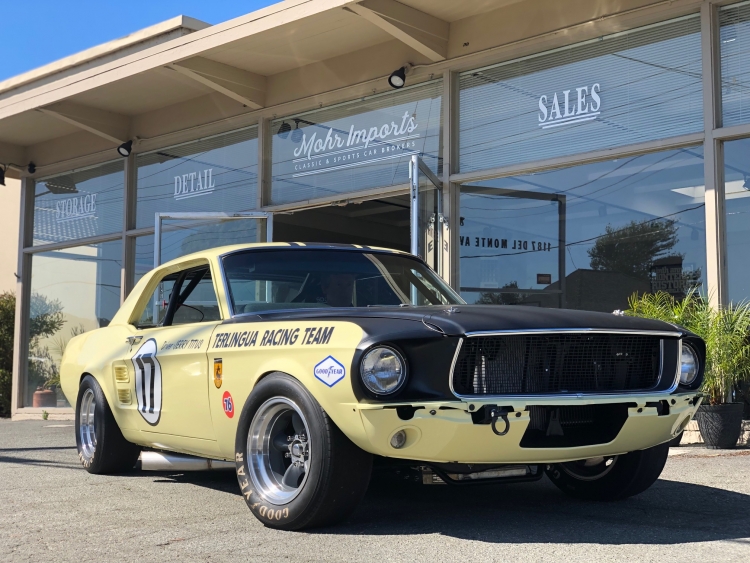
626 290 750 405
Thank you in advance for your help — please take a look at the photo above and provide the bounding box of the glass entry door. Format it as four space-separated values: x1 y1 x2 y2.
154 212 273 268
459 186 566 307
410 155 444 277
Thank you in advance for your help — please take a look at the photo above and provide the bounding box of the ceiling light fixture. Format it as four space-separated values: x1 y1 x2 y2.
388 66 408 89
117 140 133 157
277 121 292 138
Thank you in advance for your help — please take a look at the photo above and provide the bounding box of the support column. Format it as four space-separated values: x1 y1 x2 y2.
121 152 136 301
702 1 727 308
442 70 460 289
11 177 34 414
257 117 272 241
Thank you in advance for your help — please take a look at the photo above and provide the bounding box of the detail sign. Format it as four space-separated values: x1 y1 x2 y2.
173 169 216 200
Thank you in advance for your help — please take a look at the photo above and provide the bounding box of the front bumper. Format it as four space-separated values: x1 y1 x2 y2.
354 392 702 464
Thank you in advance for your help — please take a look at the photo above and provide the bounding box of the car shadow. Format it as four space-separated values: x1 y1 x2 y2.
151 469 750 545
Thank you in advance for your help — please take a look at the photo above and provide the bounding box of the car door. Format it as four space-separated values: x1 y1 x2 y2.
119 264 222 441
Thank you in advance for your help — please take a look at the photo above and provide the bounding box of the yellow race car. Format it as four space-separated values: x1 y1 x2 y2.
61 243 704 530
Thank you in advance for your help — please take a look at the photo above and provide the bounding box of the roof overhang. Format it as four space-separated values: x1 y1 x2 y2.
0 0 696 177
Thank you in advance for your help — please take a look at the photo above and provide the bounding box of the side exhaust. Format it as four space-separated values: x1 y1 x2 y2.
139 451 235 471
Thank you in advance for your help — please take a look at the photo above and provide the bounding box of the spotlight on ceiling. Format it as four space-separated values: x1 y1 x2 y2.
117 140 133 157
0 165 5 187
27 162 36 175
388 66 408 89
291 119 303 143
277 121 292 139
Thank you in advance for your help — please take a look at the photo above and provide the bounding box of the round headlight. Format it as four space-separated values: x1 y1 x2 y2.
360 346 406 395
680 343 699 386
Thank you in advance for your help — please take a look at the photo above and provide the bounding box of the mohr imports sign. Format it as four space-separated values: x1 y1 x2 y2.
270 82 442 206
289 111 419 178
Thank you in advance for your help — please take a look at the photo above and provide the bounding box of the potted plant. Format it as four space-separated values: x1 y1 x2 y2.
626 290 750 449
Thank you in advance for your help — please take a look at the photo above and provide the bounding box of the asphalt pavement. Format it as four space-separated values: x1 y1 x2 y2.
1 419 749 563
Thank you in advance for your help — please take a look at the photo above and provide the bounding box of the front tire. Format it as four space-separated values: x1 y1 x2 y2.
235 373 372 530
75 375 141 474
545 442 669 501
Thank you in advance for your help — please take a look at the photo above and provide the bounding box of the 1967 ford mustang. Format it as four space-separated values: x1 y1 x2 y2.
61 243 704 530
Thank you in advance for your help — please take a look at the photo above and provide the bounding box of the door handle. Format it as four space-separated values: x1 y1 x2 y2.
126 336 143 346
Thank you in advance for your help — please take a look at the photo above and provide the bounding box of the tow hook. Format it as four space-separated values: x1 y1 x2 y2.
472 404 513 436
490 407 511 436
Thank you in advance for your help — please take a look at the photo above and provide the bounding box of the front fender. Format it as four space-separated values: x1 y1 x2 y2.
60 325 133 428
208 320 368 459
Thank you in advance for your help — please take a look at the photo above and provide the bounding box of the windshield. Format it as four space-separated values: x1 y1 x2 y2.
222 249 464 314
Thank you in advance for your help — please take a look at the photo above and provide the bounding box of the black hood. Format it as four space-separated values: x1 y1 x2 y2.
422 305 683 336
231 304 683 337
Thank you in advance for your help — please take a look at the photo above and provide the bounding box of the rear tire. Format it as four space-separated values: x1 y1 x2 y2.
545 442 669 501
235 373 372 530
75 375 141 474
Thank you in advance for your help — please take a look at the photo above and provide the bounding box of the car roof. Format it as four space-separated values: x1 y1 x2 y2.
158 242 411 269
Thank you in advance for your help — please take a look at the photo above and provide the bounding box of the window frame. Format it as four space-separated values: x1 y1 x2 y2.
132 261 223 329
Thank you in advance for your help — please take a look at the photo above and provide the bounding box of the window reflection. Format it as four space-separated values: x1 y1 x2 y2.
135 128 258 229
461 146 707 312
722 138 750 303
33 161 124 246
26 240 122 408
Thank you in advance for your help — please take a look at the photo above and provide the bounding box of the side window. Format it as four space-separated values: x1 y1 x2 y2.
135 275 177 328
172 268 221 325
133 265 221 328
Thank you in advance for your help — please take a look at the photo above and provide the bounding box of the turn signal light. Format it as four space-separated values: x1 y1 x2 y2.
114 366 129 383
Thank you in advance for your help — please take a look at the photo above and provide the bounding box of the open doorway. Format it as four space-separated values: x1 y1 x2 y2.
273 194 410 252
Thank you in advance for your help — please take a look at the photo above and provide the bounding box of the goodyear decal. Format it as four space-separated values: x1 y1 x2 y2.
212 326 335 349
314 356 346 387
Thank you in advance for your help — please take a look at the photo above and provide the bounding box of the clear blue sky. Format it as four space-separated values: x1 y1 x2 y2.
0 0 277 82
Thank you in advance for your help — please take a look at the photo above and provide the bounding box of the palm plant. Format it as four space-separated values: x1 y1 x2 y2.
625 289 750 405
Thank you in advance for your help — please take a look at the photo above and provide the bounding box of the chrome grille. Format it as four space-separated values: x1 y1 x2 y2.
452 333 662 396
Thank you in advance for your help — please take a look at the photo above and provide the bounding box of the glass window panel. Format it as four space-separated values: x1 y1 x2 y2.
135 275 175 328
222 249 460 314
459 16 702 173
172 268 221 325
720 2 750 127
132 219 263 286
33 161 124 246
271 81 442 205
460 146 707 312
722 137 750 303
135 127 258 228
25 239 122 407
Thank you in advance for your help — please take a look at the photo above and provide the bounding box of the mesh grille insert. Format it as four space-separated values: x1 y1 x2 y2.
452 333 662 395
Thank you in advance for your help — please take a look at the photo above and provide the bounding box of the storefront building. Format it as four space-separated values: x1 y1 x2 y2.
1 0 748 416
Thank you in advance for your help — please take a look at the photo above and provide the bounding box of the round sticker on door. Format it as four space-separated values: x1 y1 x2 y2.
222 391 234 418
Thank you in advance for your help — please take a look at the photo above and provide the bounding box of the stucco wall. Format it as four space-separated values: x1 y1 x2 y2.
0 178 20 294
